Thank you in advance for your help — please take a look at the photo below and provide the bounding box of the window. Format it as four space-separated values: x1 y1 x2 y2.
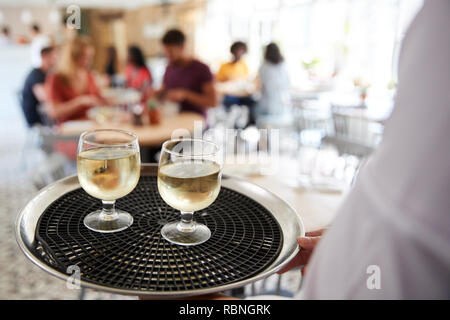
196 0 423 92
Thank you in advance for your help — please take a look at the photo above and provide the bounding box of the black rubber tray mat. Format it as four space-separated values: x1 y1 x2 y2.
35 176 283 292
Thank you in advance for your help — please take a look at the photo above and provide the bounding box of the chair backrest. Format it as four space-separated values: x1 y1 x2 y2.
37 103 56 127
331 105 383 148
321 135 375 158
17 88 23 106
16 88 31 128
293 99 332 134
318 105 383 158
36 125 79 155
17 88 55 128
31 152 74 190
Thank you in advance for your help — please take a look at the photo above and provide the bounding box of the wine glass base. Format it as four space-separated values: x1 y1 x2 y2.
161 222 211 246
83 209 134 233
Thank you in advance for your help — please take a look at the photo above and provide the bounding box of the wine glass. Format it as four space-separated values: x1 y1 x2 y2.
77 129 141 233
157 138 222 246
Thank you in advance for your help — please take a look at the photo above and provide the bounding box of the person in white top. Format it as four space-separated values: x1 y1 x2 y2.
277 0 449 299
256 43 292 126
30 24 51 68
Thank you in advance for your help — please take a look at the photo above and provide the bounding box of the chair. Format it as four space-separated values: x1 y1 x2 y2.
37 103 56 127
16 89 39 171
322 105 383 158
292 98 332 134
292 98 333 148
18 124 78 190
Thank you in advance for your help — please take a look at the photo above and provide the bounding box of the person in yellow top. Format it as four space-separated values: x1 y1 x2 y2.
216 41 249 82
216 41 255 125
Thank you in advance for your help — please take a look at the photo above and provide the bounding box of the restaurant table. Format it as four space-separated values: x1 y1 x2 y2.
101 88 141 105
223 155 345 232
58 112 204 147
215 79 256 98
248 175 344 232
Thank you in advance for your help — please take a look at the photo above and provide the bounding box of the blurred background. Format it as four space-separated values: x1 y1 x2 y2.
0 0 423 299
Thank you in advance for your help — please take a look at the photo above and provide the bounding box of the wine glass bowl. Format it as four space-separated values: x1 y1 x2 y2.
157 138 222 246
77 129 140 233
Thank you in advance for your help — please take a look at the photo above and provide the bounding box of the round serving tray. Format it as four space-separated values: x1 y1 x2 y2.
16 164 304 298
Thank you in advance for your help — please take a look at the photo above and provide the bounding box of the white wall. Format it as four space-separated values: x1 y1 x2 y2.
0 44 32 135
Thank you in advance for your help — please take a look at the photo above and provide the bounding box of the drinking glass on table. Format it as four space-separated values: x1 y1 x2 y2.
157 138 222 246
77 129 141 233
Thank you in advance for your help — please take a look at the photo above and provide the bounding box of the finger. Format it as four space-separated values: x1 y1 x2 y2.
277 252 304 274
297 236 321 249
305 228 327 237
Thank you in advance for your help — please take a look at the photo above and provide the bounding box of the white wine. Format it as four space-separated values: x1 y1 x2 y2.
77 147 140 201
158 161 221 212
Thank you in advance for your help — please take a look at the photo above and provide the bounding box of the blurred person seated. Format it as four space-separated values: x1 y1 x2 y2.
216 41 255 124
216 41 249 83
45 36 107 123
125 45 152 97
255 43 292 126
21 46 57 127
0 26 12 46
104 46 119 87
30 24 52 68
154 29 217 116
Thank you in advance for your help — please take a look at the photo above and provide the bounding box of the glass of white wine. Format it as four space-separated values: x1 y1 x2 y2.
77 129 141 233
158 138 222 246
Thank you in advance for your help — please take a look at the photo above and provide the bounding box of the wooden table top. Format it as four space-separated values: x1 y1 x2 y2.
58 112 204 147
223 156 345 232
248 175 344 232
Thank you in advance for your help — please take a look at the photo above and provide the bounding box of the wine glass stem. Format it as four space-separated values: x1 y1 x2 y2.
177 211 196 233
100 200 118 221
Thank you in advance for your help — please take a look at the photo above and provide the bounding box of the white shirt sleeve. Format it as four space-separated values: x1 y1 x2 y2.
297 0 450 299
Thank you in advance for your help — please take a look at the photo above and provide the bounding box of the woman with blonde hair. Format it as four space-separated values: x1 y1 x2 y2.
45 36 106 123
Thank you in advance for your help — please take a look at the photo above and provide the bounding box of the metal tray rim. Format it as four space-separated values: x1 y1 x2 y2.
15 164 304 298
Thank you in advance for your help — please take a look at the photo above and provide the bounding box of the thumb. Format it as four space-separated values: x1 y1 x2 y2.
297 236 321 250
